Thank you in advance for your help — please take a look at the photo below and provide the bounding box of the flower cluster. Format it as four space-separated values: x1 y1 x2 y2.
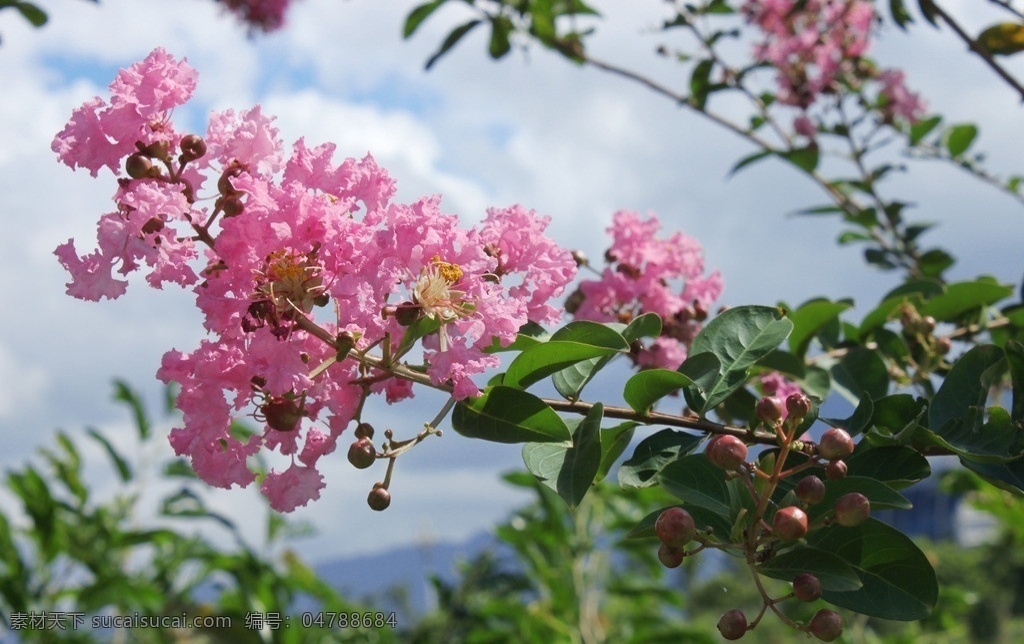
52 48 577 511
569 210 723 369
218 0 292 33
743 0 925 123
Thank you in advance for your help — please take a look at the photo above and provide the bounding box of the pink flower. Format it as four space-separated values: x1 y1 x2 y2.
219 0 292 33
52 48 196 177
878 69 926 123
572 210 723 369
261 462 325 512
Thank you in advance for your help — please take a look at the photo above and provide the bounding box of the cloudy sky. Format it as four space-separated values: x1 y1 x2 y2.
1 0 1023 565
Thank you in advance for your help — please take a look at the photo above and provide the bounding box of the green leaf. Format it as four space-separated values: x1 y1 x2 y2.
929 344 1022 461
489 16 513 59
830 347 889 403
812 519 937 620
787 299 853 357
452 386 571 444
688 305 793 413
944 123 979 157
617 429 704 488
759 547 862 591
403 0 446 38
657 456 754 543
425 19 482 70
623 369 695 415
728 149 771 176
908 114 940 144
806 476 912 523
622 312 663 341
595 422 636 483
1007 340 1024 422
113 379 150 441
779 145 820 173
917 248 955 278
977 21 1024 56
546 321 630 399
845 446 931 489
889 0 914 29
820 392 874 436
523 403 603 508
14 1 46 27
396 314 442 356
504 341 622 389
86 428 132 482
919 279 1013 322
689 59 715 109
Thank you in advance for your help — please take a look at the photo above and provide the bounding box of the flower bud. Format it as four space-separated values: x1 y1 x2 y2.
717 609 748 640
221 194 244 217
834 492 870 527
395 301 422 326
347 439 376 469
179 134 207 162
793 573 822 602
826 459 848 481
707 435 748 471
657 543 686 568
935 336 952 355
261 396 304 432
818 428 854 460
772 506 809 541
354 422 375 440
125 152 153 179
756 396 784 424
808 609 843 641
367 484 391 511
655 507 696 548
786 392 812 420
795 475 826 505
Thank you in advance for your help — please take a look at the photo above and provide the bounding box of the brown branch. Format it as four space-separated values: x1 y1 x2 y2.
925 0 1024 103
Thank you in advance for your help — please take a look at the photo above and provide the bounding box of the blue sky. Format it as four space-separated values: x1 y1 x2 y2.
1 0 1023 563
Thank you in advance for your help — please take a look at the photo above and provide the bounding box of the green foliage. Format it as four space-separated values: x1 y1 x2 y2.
0 381 395 643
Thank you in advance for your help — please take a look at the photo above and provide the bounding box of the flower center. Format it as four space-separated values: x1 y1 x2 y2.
413 255 470 321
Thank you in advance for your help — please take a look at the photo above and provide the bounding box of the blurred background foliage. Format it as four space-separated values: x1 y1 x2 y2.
3 382 1024 642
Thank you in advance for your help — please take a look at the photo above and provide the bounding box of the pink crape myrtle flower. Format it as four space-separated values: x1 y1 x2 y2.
53 48 577 511
877 69 927 123
760 372 806 420
572 210 723 370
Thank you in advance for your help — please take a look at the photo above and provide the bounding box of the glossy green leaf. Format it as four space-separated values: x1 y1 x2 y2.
623 369 696 415
504 341 621 389
787 299 853 357
821 392 873 436
806 476 911 522
812 519 938 620
452 387 571 444
622 312 663 341
595 421 637 482
930 344 1022 460
618 429 704 488
1007 340 1024 422
961 457 1024 495
846 446 931 489
918 248 955 278
657 454 737 517
919 279 1013 322
729 149 771 176
759 547 862 591
830 347 889 403
523 403 603 508
547 321 630 399
688 306 793 413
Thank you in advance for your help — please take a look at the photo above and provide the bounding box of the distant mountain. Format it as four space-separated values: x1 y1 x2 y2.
313 531 498 620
